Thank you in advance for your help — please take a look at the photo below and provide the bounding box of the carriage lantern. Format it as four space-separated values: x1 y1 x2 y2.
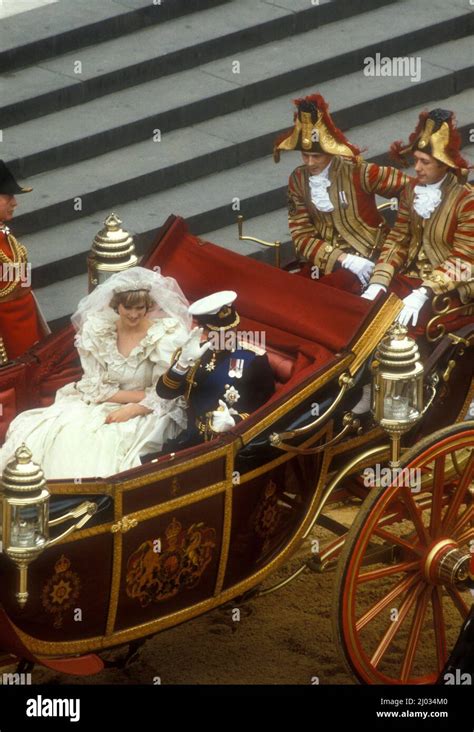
0 445 97 607
87 213 138 291
0 445 50 607
371 324 425 465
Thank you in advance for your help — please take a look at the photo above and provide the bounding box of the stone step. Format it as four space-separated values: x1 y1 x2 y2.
0 0 231 73
29 87 474 311
1 0 396 128
40 137 474 332
9 35 474 238
203 141 474 263
4 0 472 184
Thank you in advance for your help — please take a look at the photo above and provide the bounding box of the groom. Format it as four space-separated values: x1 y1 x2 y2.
156 290 275 447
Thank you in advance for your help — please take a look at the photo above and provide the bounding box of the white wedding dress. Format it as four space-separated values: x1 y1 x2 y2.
0 310 189 480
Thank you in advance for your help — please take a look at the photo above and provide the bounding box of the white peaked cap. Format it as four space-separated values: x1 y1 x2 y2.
188 290 237 316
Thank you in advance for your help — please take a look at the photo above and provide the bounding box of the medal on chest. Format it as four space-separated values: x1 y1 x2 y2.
228 357 244 379
223 384 240 406
204 351 217 372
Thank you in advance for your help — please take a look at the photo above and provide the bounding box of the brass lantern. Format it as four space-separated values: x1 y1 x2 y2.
87 213 138 291
0 445 50 607
371 324 425 465
0 445 97 607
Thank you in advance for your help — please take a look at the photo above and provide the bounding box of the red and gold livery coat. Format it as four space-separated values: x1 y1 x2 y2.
371 173 474 302
0 229 43 360
288 156 409 274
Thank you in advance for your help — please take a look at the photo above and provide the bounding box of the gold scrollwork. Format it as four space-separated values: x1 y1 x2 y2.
426 294 474 343
111 516 138 534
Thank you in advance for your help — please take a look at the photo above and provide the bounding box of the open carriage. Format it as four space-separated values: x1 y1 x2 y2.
0 215 472 685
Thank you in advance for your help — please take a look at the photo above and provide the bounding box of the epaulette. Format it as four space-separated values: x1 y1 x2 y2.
237 339 266 356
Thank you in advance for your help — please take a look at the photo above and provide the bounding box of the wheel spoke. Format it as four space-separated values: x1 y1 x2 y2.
370 582 424 669
445 586 470 620
373 527 424 557
429 455 446 538
400 487 430 545
336 428 474 685
452 450 465 476
442 452 474 534
356 572 422 632
453 526 474 547
400 585 431 682
451 504 474 539
357 561 420 585
431 586 447 673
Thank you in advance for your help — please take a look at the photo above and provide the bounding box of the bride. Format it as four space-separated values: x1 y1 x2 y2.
0 267 191 479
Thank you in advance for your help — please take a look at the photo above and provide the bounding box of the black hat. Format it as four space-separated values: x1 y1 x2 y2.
0 161 32 195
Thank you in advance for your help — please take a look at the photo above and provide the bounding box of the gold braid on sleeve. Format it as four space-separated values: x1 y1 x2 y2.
0 233 28 298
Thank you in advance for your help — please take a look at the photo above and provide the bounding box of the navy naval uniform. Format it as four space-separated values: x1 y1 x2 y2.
156 343 275 446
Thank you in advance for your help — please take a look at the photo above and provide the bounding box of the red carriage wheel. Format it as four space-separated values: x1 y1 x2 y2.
333 422 474 684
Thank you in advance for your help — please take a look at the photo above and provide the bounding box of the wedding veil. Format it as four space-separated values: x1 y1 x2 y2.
71 266 191 332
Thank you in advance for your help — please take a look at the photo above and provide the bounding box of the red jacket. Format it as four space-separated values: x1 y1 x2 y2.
0 230 43 360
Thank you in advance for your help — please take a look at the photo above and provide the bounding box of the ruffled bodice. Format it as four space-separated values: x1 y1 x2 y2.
56 310 188 411
0 310 190 479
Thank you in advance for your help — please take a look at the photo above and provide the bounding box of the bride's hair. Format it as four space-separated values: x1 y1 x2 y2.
109 289 155 313
72 267 191 332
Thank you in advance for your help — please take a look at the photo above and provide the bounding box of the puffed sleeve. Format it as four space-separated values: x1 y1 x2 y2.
138 318 189 418
73 313 122 404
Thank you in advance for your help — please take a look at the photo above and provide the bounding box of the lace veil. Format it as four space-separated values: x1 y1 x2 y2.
71 266 191 332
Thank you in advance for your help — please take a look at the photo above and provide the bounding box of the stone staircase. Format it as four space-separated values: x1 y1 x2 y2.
1 0 473 328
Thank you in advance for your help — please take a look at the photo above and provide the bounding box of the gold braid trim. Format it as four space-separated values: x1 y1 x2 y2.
0 233 28 298
0 336 8 365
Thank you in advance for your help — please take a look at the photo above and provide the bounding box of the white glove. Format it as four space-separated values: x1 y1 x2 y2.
362 283 387 300
341 253 375 287
397 288 430 327
211 400 236 433
176 327 211 370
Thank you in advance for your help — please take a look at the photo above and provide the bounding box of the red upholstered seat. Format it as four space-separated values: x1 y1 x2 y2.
143 218 371 356
0 217 374 441
266 345 295 386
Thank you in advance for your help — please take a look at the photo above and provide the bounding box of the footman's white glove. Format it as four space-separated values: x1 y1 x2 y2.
397 288 429 327
176 327 211 370
362 283 387 300
211 400 236 433
341 253 375 287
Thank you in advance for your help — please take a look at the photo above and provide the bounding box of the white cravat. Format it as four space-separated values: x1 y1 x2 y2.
413 175 446 219
309 161 334 212
0 224 10 234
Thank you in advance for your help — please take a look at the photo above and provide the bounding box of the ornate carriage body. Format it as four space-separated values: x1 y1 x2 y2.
0 216 472 684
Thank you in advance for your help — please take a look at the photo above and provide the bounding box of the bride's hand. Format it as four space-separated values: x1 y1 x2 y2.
105 404 149 423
